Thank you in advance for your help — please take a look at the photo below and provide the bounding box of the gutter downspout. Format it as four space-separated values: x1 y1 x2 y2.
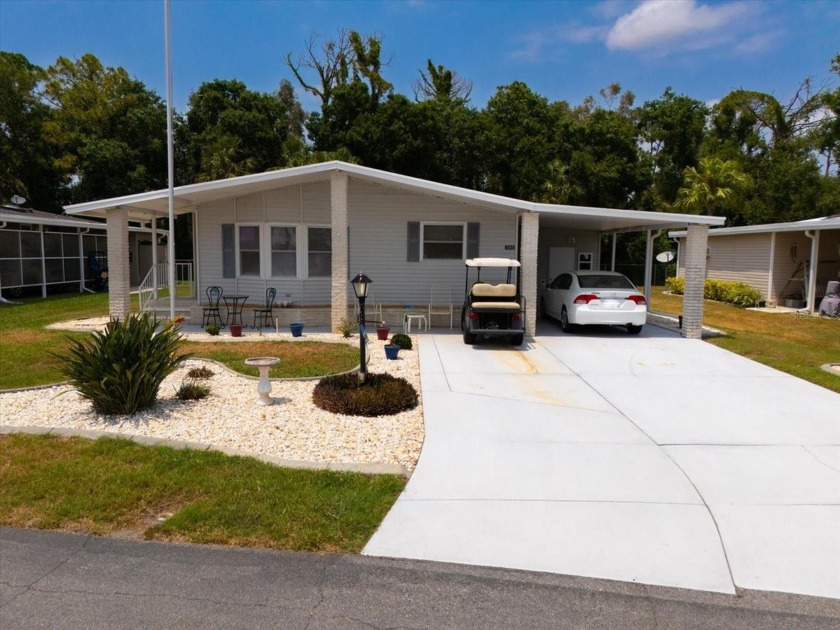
767 232 776 304
805 230 819 314
644 229 662 306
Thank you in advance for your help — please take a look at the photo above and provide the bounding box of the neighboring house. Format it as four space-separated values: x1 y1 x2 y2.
670 216 840 312
64 161 723 338
0 202 166 299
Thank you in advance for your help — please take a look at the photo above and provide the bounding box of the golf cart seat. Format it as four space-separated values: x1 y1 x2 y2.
469 283 521 311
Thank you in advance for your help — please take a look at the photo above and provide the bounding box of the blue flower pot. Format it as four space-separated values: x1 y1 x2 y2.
289 323 304 337
384 344 400 360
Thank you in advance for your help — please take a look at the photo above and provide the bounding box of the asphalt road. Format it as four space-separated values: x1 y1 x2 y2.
2 527 838 629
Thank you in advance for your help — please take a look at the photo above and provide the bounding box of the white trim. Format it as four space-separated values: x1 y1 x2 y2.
64 161 725 231
420 221 466 261
669 216 840 238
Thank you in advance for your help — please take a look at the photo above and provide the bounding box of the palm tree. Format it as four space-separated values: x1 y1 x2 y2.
197 135 257 182
672 157 752 215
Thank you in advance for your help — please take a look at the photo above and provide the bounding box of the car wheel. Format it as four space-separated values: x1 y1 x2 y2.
510 333 524 346
539 298 548 320
627 324 643 335
560 307 574 333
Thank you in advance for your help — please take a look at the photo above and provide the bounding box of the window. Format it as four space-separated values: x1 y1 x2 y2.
238 225 260 276
577 252 593 271
270 226 297 277
422 223 464 260
308 227 331 277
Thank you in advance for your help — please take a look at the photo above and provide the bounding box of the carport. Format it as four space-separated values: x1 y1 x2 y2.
526 205 724 338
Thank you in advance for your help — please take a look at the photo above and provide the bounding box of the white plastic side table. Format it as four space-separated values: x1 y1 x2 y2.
244 357 281 405
403 313 427 333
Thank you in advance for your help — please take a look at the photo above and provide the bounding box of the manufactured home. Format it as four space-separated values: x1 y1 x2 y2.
65 162 723 338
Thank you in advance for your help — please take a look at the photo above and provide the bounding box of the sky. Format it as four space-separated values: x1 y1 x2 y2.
1 0 838 114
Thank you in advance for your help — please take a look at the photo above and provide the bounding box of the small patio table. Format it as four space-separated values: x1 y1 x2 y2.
222 295 248 327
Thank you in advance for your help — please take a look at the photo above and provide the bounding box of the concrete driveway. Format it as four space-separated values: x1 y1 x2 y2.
363 325 840 598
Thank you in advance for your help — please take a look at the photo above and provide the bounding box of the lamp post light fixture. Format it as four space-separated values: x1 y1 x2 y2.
351 272 372 382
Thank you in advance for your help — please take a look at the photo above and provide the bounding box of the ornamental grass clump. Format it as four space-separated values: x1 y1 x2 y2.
59 314 187 415
312 373 418 417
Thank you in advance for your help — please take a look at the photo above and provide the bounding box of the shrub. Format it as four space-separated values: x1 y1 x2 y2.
176 379 211 401
666 276 760 307
312 373 418 417
205 325 220 336
723 282 762 307
186 366 214 379
59 313 186 415
665 276 685 295
338 317 355 338
389 333 413 350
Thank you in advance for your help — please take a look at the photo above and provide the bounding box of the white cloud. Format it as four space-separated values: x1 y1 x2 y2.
509 23 607 61
606 0 756 52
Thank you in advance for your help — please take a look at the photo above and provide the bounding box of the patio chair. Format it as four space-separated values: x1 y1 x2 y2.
202 286 223 327
429 286 453 329
252 287 277 330
354 287 382 322
818 280 840 317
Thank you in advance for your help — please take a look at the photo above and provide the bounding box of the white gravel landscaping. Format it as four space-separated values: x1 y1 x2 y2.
0 329 424 473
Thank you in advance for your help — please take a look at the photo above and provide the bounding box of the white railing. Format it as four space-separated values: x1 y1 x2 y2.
137 261 194 314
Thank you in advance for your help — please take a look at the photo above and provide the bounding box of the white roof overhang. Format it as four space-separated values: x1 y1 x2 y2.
64 161 724 232
669 216 840 238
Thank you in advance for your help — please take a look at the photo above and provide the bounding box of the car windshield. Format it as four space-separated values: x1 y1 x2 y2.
577 273 636 290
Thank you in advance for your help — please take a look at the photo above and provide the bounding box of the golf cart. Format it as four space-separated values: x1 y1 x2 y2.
461 258 525 346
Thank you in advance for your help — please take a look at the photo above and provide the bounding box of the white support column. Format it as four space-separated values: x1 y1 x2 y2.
681 225 709 339
330 171 349 333
611 233 617 271
151 218 158 300
78 229 85 292
806 230 820 314
520 211 539 337
39 225 46 298
106 207 131 320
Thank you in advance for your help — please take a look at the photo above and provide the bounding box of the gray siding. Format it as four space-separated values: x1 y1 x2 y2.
537 228 601 285
347 179 518 306
196 179 520 307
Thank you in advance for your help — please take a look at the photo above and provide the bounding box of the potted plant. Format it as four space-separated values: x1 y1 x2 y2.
230 323 243 337
384 344 400 360
376 321 390 341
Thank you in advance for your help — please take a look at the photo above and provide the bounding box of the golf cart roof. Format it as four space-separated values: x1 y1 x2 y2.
465 258 522 268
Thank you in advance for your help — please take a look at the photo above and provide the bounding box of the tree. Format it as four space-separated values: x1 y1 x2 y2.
182 79 304 182
0 52 65 211
284 30 353 108
635 88 708 208
41 54 168 203
673 157 752 216
348 31 393 110
815 53 840 176
413 60 472 102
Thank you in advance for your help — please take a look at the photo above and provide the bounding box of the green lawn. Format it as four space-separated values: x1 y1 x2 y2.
0 434 404 552
0 293 357 388
649 288 840 394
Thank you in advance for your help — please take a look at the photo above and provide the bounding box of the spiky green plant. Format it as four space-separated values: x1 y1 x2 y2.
58 314 187 415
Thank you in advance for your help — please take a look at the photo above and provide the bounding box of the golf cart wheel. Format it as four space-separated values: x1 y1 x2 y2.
511 333 524 346
627 324 643 335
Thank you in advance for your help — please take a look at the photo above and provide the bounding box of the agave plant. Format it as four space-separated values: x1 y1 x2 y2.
59 313 187 415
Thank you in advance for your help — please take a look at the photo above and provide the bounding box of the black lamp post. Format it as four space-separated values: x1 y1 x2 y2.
351 272 372 382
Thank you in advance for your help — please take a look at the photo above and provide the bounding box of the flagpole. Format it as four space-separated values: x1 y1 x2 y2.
164 0 176 319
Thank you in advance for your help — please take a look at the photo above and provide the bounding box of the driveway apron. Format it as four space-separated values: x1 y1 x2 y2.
363 327 840 598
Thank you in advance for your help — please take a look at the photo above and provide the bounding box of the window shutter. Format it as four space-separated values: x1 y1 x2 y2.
467 222 480 259
407 222 420 262
221 224 235 278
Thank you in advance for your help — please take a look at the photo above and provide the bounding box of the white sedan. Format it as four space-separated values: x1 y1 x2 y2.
540 271 647 334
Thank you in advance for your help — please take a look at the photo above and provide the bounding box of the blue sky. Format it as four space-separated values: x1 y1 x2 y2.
1 0 838 113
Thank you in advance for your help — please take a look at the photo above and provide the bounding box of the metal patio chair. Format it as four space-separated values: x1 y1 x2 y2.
252 287 277 330
202 286 223 327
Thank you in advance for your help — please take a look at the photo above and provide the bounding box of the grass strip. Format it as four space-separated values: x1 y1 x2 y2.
0 433 405 552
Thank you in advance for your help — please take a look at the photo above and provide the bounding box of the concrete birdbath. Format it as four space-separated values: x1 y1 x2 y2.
244 357 281 405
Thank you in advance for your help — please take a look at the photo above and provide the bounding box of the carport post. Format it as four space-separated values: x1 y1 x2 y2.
520 212 539 336
681 225 709 339
611 233 617 271
643 229 660 305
